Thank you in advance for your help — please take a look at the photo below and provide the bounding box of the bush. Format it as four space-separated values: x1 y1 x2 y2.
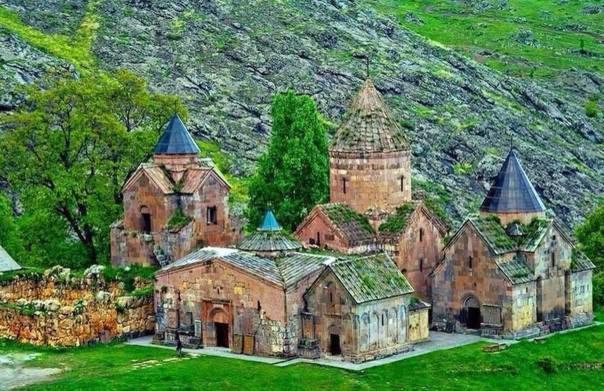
593 272 604 308
537 356 558 373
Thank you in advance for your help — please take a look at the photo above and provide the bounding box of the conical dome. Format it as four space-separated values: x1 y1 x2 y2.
480 148 545 216
330 79 408 153
238 210 301 253
154 114 200 155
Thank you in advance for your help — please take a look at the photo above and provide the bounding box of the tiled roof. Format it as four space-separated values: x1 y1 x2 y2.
379 202 419 234
123 163 222 195
160 248 235 271
330 79 408 153
480 148 546 215
179 168 211 193
0 245 20 272
469 217 517 254
329 254 413 303
221 252 283 286
238 231 301 252
154 114 201 155
276 253 333 287
496 255 533 284
571 250 596 272
238 209 302 252
317 203 375 245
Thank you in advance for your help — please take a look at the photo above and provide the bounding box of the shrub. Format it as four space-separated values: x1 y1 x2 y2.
585 96 599 118
537 356 558 373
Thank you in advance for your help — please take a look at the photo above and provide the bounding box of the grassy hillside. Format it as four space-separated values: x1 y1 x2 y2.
367 0 604 78
1 324 602 389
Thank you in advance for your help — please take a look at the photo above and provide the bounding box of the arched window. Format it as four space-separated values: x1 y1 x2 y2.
140 206 152 233
419 228 424 242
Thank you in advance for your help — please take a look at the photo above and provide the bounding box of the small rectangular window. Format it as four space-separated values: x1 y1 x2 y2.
207 206 218 225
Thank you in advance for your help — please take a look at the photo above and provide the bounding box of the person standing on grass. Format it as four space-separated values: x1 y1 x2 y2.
175 332 183 357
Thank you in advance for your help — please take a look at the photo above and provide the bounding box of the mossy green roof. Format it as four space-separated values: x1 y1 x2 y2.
468 216 553 255
330 79 408 153
571 250 596 272
318 203 375 244
379 202 418 233
329 254 413 303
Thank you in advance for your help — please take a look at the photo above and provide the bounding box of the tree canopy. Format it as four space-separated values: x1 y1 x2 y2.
247 91 328 231
575 199 604 307
0 70 186 267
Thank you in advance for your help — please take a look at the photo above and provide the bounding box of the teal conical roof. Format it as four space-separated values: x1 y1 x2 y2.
154 114 200 155
259 210 282 232
237 209 301 253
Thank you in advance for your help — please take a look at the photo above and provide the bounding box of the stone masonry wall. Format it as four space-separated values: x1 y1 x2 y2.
385 208 445 300
0 266 155 346
329 150 411 214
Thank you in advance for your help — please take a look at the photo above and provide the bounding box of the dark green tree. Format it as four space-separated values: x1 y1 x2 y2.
576 199 604 270
576 199 604 307
0 70 186 266
247 91 328 231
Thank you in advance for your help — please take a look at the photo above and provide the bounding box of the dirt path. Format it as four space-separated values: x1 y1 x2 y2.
0 353 61 390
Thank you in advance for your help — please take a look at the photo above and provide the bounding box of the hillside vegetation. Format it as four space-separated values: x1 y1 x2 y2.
0 0 603 227
368 0 604 78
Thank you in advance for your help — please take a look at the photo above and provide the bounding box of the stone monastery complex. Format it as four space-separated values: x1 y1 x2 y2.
107 78 595 362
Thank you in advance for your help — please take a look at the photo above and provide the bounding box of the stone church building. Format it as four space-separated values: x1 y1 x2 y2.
296 78 447 302
110 114 241 266
154 211 429 362
431 148 595 337
115 76 594 362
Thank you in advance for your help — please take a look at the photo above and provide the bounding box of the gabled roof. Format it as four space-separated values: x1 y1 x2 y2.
379 201 448 239
328 254 413 304
296 203 375 246
122 163 227 195
496 255 533 285
154 114 201 155
276 253 333 287
157 247 333 289
330 79 408 153
238 209 302 253
480 148 546 215
571 250 596 272
0 245 20 272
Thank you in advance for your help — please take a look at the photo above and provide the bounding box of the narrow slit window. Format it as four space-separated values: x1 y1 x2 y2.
419 258 424 272
342 177 347 194
207 206 218 225
419 228 424 242
400 176 405 192
468 256 473 270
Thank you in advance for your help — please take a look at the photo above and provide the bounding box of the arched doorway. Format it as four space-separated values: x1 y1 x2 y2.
463 295 481 329
211 309 230 348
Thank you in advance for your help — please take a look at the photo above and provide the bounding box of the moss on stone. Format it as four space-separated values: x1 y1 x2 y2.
323 204 374 234
165 208 192 231
379 203 416 233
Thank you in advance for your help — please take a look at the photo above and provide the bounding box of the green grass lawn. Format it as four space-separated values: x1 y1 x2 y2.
2 324 602 390
366 0 604 78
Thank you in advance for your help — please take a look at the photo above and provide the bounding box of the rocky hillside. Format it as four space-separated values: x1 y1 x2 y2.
1 0 603 226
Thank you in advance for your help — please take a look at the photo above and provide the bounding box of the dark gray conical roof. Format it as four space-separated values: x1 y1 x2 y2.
154 114 200 155
480 148 546 214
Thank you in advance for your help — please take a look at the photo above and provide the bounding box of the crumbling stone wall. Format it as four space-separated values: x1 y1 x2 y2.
0 266 155 346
